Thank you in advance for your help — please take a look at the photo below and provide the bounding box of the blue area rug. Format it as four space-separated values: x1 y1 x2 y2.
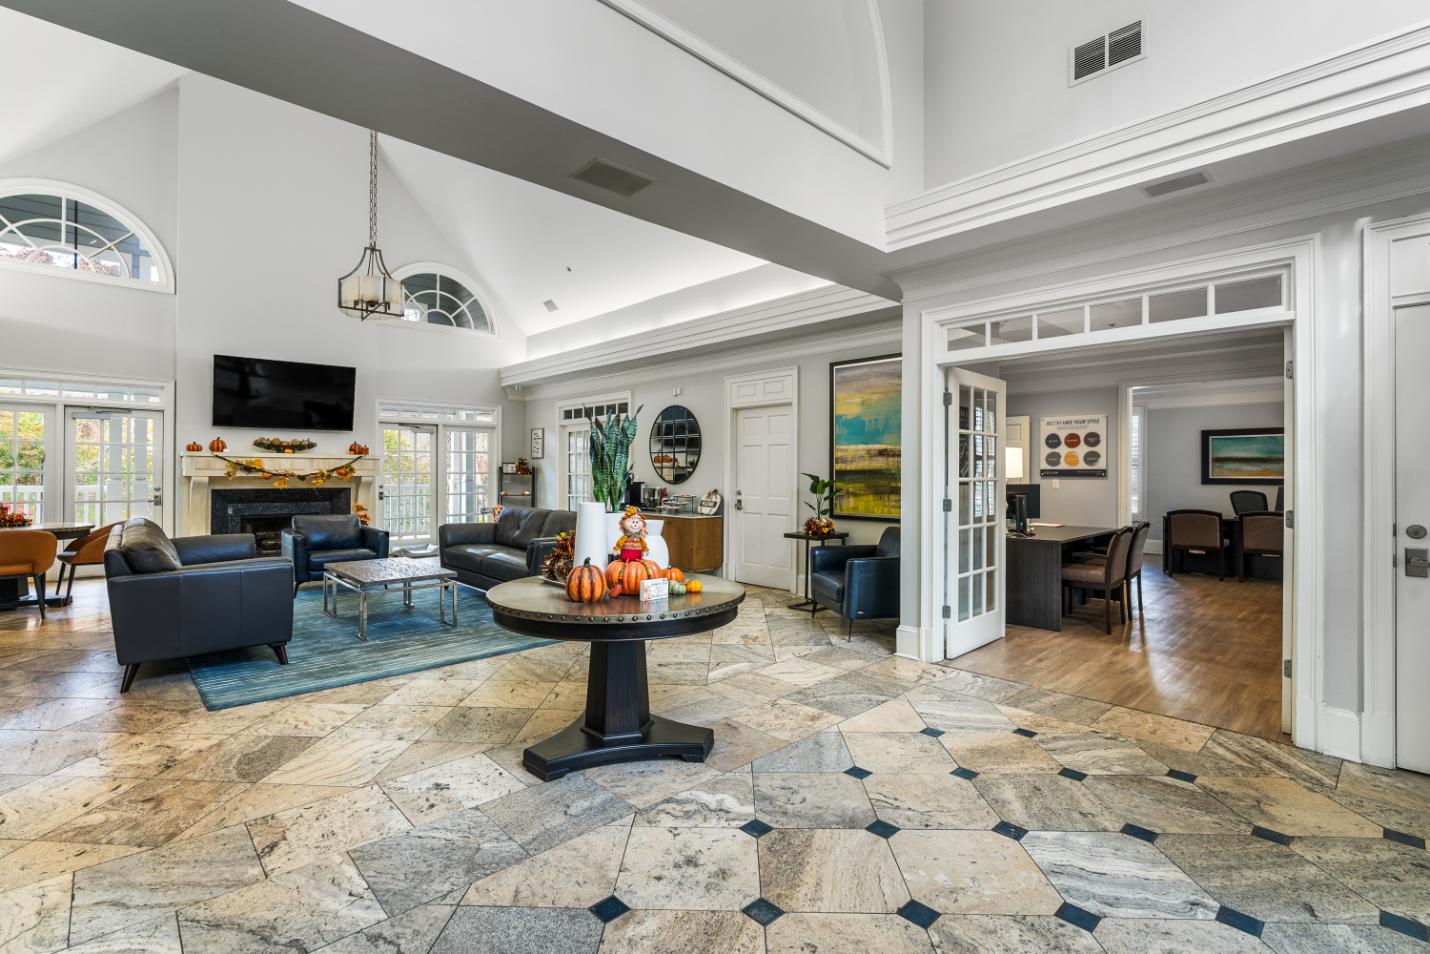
188 584 552 710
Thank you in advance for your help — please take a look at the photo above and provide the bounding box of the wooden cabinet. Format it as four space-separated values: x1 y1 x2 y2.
645 512 723 573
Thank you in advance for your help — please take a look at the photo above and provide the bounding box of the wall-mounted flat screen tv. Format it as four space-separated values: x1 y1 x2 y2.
212 354 356 431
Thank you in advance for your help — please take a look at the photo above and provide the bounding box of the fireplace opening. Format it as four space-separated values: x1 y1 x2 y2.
211 488 353 556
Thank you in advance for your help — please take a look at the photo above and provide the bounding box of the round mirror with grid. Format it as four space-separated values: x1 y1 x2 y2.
649 405 700 484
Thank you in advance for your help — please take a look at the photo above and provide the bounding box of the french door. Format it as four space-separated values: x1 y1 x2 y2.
65 408 163 526
0 404 53 522
945 367 1007 657
381 421 494 544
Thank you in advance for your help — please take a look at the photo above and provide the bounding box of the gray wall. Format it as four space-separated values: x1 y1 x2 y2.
1006 388 1120 527
1145 402 1284 544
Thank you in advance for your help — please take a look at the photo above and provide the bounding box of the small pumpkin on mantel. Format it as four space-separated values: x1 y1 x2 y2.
208 437 227 453
565 558 607 603
185 441 204 453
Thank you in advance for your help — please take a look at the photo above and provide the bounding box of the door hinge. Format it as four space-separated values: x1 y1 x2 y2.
1285 359 1294 380
1284 509 1293 529
941 605 952 620
942 498 952 513
1283 659 1292 678
943 391 953 407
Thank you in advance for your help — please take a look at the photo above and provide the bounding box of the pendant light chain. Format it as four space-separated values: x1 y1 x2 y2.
368 129 379 248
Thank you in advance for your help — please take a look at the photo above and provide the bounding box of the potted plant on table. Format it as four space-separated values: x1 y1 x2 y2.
801 472 838 537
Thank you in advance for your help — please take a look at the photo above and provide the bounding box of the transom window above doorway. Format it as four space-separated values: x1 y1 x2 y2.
397 268 492 333
946 270 1287 354
0 183 172 290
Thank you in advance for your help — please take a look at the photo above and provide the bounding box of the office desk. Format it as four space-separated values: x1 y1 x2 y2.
1006 526 1117 631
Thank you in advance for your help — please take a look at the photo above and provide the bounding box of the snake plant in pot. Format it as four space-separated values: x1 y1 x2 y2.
586 404 643 511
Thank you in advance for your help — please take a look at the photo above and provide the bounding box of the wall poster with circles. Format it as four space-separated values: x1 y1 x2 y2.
1039 415 1108 478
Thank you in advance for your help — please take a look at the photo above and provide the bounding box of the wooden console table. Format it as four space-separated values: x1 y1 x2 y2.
643 512 723 572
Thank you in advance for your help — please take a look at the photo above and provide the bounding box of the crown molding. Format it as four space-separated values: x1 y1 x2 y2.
508 318 900 402
886 19 1430 250
597 0 893 167
501 284 895 388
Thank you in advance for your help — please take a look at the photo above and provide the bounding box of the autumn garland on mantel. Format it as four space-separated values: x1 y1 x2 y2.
214 454 363 490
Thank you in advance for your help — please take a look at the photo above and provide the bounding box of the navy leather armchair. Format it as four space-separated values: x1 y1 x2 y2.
103 518 294 692
281 514 389 593
810 526 900 638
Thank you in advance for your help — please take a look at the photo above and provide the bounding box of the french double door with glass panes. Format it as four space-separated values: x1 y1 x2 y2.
945 368 1007 657
66 408 163 526
0 404 53 522
380 422 492 544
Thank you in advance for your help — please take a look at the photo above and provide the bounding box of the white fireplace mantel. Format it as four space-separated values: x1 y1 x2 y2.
179 453 381 535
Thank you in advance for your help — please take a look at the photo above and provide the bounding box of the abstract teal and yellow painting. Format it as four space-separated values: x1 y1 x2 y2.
1201 428 1284 485
831 355 901 519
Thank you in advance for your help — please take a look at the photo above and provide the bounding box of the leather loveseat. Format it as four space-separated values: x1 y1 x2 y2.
810 526 901 638
439 505 576 590
103 517 294 692
281 514 390 593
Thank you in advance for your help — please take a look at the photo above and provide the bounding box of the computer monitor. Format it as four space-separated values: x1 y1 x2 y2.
1006 483 1041 519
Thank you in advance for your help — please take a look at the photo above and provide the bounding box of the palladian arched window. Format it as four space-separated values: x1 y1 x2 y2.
0 181 173 291
397 266 492 333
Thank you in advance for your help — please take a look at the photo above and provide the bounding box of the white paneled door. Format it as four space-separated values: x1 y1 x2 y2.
733 404 795 588
1395 303 1430 774
945 367 1007 658
65 409 162 526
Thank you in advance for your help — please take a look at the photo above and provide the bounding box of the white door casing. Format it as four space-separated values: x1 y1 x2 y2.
733 404 796 588
945 366 1007 657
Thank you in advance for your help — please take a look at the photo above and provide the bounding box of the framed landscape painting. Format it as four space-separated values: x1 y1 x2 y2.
830 355 901 519
1201 427 1284 485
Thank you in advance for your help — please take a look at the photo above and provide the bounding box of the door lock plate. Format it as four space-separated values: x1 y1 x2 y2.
1408 547 1430 578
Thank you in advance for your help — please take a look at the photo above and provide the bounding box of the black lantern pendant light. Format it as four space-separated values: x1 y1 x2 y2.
338 130 404 320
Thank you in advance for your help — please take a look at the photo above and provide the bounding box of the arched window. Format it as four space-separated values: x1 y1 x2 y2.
0 181 172 291
397 267 492 333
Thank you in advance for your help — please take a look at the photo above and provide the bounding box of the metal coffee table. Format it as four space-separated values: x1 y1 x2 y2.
322 557 458 641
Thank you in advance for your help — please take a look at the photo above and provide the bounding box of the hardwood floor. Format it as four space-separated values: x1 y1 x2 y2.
954 566 1286 741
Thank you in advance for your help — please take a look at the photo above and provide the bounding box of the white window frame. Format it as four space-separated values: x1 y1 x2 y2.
0 179 175 293
389 262 499 337
376 398 500 543
554 392 632 512
1128 403 1146 522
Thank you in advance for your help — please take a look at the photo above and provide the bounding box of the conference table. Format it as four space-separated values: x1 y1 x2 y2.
1005 525 1117 631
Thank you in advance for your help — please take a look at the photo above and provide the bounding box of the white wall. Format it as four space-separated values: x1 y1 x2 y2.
923 0 1430 188
1145 402 1284 544
1006 388 1119 527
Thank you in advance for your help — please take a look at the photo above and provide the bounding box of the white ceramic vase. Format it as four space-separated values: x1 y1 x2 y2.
574 502 610 570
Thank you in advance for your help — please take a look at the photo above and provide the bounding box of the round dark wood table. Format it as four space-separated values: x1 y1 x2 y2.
485 574 745 782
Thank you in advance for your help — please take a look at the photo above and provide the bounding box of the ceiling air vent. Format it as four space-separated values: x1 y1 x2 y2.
1142 170 1210 198
1071 20 1143 83
570 157 655 198
542 299 559 313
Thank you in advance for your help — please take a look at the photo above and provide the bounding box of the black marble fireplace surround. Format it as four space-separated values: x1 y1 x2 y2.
210 488 352 555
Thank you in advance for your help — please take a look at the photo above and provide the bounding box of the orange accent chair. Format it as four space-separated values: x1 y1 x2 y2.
0 529 59 620
55 522 122 602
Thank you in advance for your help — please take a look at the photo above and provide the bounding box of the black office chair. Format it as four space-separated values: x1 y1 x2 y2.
1274 485 1284 512
1230 490 1269 515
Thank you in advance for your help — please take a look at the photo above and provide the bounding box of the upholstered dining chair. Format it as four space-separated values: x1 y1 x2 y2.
1075 521 1151 620
1061 526 1133 634
1238 511 1284 582
55 522 122 602
1229 490 1269 515
0 529 59 620
1166 509 1229 580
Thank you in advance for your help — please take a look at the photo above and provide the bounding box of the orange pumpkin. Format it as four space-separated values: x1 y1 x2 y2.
686 579 703 593
208 437 227 452
608 584 624 598
610 559 652 595
663 567 685 583
565 558 606 603
605 560 626 589
185 441 203 452
639 559 663 580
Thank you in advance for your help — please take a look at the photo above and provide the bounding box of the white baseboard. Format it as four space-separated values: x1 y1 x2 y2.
1145 538 1164 555
1319 705 1363 762
896 624 935 662
1359 710 1397 768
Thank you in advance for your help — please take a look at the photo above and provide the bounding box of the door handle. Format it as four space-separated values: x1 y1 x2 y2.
735 499 743 510
152 487 163 507
1407 547 1430 578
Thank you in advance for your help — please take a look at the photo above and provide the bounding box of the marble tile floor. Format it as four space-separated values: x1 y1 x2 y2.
0 581 1427 953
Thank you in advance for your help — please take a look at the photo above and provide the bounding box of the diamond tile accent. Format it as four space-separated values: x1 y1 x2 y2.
844 766 873 780
1119 823 1158 844
920 727 945 738
1058 768 1088 782
951 767 979 780
589 895 630 924
992 820 1028 841
1215 905 1265 938
742 898 784 926
1055 901 1101 932
1383 828 1426 850
865 819 900 839
896 899 940 929
1380 911 1429 943
1166 768 1197 783
1250 825 1292 846
739 819 774 839
1012 728 1038 738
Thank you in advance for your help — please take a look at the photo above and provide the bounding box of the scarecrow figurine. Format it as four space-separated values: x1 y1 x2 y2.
612 506 649 562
